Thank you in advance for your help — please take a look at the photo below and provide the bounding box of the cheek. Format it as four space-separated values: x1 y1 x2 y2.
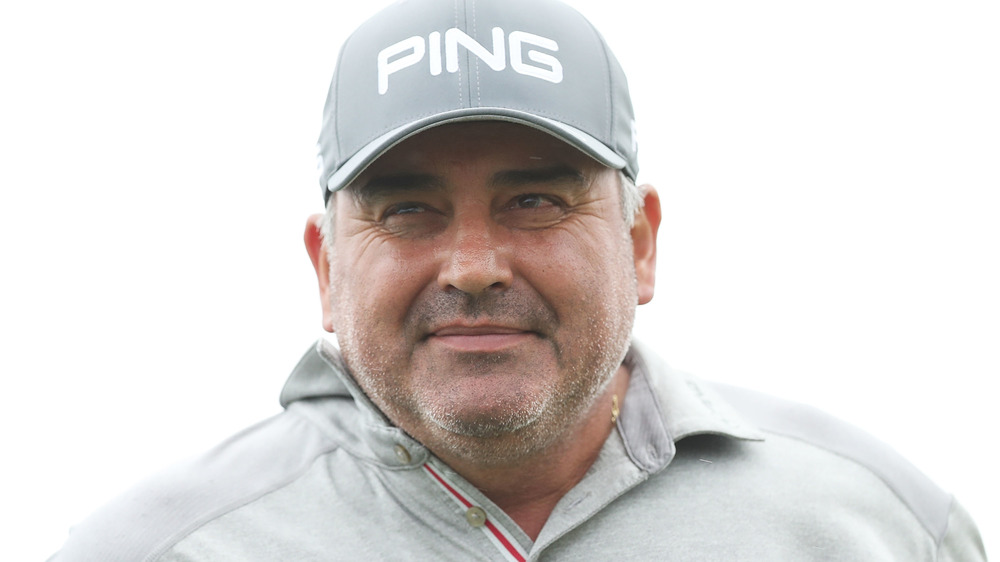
528 224 633 285
329 239 436 335
518 228 637 328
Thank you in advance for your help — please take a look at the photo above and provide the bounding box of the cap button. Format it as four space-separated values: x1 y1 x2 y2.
465 506 487 528
393 444 411 464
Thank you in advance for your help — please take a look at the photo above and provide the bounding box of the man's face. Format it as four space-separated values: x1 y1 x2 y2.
320 122 656 463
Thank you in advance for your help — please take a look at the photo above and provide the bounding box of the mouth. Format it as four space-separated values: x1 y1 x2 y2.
426 324 539 353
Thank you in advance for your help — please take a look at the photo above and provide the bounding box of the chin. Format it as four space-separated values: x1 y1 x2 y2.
428 416 562 467
430 408 541 438
419 390 586 465
424 389 550 437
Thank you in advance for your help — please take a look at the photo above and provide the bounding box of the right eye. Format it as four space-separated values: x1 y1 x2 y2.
382 202 427 218
379 202 447 238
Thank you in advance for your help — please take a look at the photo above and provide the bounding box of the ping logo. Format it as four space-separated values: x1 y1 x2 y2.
377 28 563 95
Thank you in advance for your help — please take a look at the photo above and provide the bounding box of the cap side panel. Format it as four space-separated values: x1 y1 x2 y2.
578 14 638 182
597 27 615 154
577 12 613 148
608 47 638 181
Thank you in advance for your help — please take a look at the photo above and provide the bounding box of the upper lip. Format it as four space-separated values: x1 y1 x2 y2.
430 323 533 337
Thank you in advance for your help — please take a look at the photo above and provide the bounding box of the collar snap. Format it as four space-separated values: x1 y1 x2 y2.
465 506 487 528
393 444 412 464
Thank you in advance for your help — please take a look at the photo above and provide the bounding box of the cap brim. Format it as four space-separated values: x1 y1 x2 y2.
325 108 626 197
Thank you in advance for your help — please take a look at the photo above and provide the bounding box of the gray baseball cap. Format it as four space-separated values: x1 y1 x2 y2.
317 0 638 203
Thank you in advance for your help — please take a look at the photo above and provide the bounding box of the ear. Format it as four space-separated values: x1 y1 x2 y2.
630 185 661 305
304 214 335 332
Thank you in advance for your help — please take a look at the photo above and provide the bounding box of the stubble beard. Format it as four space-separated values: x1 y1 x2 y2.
334 276 636 467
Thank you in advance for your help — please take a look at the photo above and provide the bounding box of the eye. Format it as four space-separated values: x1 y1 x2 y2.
510 194 560 210
513 194 548 209
500 193 566 229
378 201 446 238
382 202 427 218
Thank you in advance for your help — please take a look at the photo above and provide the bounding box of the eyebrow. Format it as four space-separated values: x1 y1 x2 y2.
349 173 445 207
350 164 589 206
489 165 588 189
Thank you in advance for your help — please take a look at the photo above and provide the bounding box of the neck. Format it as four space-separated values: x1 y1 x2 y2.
432 365 630 541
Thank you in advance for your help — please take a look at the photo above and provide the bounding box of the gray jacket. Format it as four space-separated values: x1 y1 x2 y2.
52 339 986 561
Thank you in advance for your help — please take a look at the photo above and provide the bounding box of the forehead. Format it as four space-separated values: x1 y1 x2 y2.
350 121 610 185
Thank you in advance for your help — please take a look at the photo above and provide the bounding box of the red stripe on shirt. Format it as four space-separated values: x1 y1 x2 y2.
423 464 527 562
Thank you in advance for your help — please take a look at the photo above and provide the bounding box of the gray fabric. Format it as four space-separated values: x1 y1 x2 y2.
277 340 349 407
615 350 675 471
712 382 954 542
51 340 987 561
939 501 990 562
51 412 340 562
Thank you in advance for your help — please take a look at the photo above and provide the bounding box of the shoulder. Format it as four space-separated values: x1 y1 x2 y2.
630 341 955 543
51 407 341 562
709 382 953 543
630 342 984 558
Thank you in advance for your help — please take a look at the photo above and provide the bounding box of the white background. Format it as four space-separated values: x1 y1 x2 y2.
2 0 996 559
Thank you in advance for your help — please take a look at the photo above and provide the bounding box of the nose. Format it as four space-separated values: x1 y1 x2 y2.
437 220 513 295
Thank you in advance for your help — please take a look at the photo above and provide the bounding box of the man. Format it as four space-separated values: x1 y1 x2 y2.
53 0 986 560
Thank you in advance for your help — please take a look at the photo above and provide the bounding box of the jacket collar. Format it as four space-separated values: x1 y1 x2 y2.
622 340 763 471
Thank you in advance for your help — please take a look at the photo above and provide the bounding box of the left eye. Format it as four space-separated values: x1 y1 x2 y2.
512 194 552 209
384 202 427 216
500 193 566 229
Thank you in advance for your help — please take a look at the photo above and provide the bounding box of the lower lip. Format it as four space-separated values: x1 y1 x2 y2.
428 333 535 352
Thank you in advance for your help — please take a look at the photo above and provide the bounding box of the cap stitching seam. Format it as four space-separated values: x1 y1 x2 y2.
472 0 482 107
454 0 463 107
472 0 481 105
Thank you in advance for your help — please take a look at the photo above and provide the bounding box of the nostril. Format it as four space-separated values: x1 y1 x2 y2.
436 222 514 294
438 248 513 294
